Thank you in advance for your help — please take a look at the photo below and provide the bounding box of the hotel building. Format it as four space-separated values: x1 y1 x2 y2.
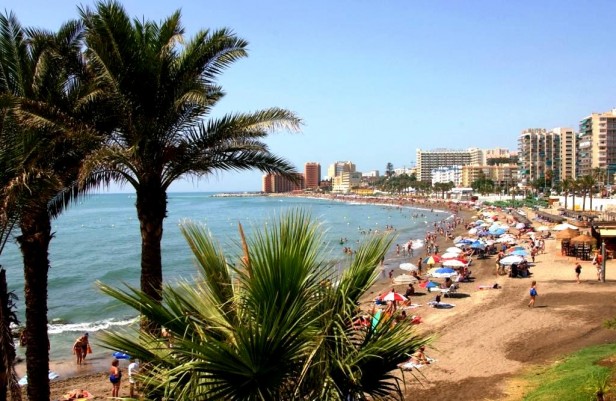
262 173 304 193
303 162 321 190
416 149 479 182
327 161 356 179
518 127 574 186
461 165 519 189
576 108 616 179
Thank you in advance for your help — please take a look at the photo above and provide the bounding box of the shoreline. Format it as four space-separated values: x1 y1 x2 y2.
17 194 468 382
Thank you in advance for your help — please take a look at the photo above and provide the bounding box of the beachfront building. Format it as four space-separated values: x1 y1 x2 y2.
393 167 414 177
332 171 362 193
518 127 574 187
416 148 476 182
576 108 616 180
461 165 519 190
327 161 356 179
262 173 304 193
304 162 321 190
431 166 462 186
484 148 518 164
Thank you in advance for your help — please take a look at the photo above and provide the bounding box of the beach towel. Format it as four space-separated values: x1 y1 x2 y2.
427 301 455 309
62 389 93 401
18 371 59 386
399 357 436 371
402 303 422 310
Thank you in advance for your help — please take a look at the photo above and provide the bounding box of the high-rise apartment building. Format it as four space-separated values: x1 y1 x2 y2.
262 173 304 193
431 166 462 186
518 128 573 186
304 162 321 190
415 149 474 182
327 161 356 179
461 165 519 189
576 108 616 179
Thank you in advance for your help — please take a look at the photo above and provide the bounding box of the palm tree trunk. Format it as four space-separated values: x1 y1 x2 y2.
564 192 568 210
17 208 52 401
582 194 587 212
0 269 21 401
136 185 167 333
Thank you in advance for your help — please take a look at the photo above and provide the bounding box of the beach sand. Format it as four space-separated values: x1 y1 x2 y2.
17 203 616 401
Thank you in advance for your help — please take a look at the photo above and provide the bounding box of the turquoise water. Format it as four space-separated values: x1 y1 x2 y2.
0 193 448 364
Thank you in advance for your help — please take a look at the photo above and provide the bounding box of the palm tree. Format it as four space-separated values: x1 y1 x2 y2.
0 13 99 400
98 211 429 400
561 178 572 211
78 2 302 320
579 175 595 212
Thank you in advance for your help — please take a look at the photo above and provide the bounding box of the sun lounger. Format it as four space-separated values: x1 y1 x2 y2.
441 284 458 298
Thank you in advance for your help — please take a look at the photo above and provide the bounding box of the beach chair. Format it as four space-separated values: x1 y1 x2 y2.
441 284 458 298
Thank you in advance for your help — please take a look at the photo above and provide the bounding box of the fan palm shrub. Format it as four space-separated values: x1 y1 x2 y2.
99 210 429 400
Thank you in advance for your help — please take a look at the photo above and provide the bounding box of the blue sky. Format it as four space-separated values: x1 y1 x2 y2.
4 0 616 192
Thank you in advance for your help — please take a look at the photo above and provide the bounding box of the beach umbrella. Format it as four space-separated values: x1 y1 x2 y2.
393 274 419 284
474 219 484 225
423 255 442 265
442 259 467 268
445 247 463 254
536 225 550 232
556 228 578 240
419 280 439 289
495 237 516 244
570 234 597 245
553 223 579 231
435 267 456 274
485 240 495 245
383 291 408 302
499 255 525 265
509 249 528 256
441 252 462 259
453 236 462 243
399 262 419 271
492 228 507 236
470 241 486 250
515 222 526 229
468 228 478 235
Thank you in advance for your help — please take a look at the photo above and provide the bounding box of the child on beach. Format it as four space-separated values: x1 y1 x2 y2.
575 262 582 284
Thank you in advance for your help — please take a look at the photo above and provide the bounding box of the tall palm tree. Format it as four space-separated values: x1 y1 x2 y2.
561 178 572 211
78 1 302 318
579 175 595 212
0 13 99 400
98 211 429 400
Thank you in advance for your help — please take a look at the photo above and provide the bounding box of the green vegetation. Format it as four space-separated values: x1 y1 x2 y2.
485 197 548 209
98 211 429 400
520 344 616 401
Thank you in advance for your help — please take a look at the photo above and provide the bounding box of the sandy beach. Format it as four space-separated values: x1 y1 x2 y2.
18 201 616 401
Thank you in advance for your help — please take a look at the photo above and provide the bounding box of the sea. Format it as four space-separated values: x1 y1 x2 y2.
0 192 449 371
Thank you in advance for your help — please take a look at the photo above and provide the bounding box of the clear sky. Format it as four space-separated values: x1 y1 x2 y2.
4 0 616 192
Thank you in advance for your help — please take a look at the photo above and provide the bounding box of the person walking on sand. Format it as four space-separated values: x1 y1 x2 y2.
528 280 538 307
128 358 139 398
109 358 122 398
575 262 582 284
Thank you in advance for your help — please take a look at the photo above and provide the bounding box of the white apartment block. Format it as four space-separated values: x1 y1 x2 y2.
431 166 462 186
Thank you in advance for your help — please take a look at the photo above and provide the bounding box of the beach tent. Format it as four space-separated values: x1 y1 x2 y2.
399 262 419 271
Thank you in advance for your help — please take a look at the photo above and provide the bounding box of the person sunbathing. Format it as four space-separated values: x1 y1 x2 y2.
411 346 430 365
